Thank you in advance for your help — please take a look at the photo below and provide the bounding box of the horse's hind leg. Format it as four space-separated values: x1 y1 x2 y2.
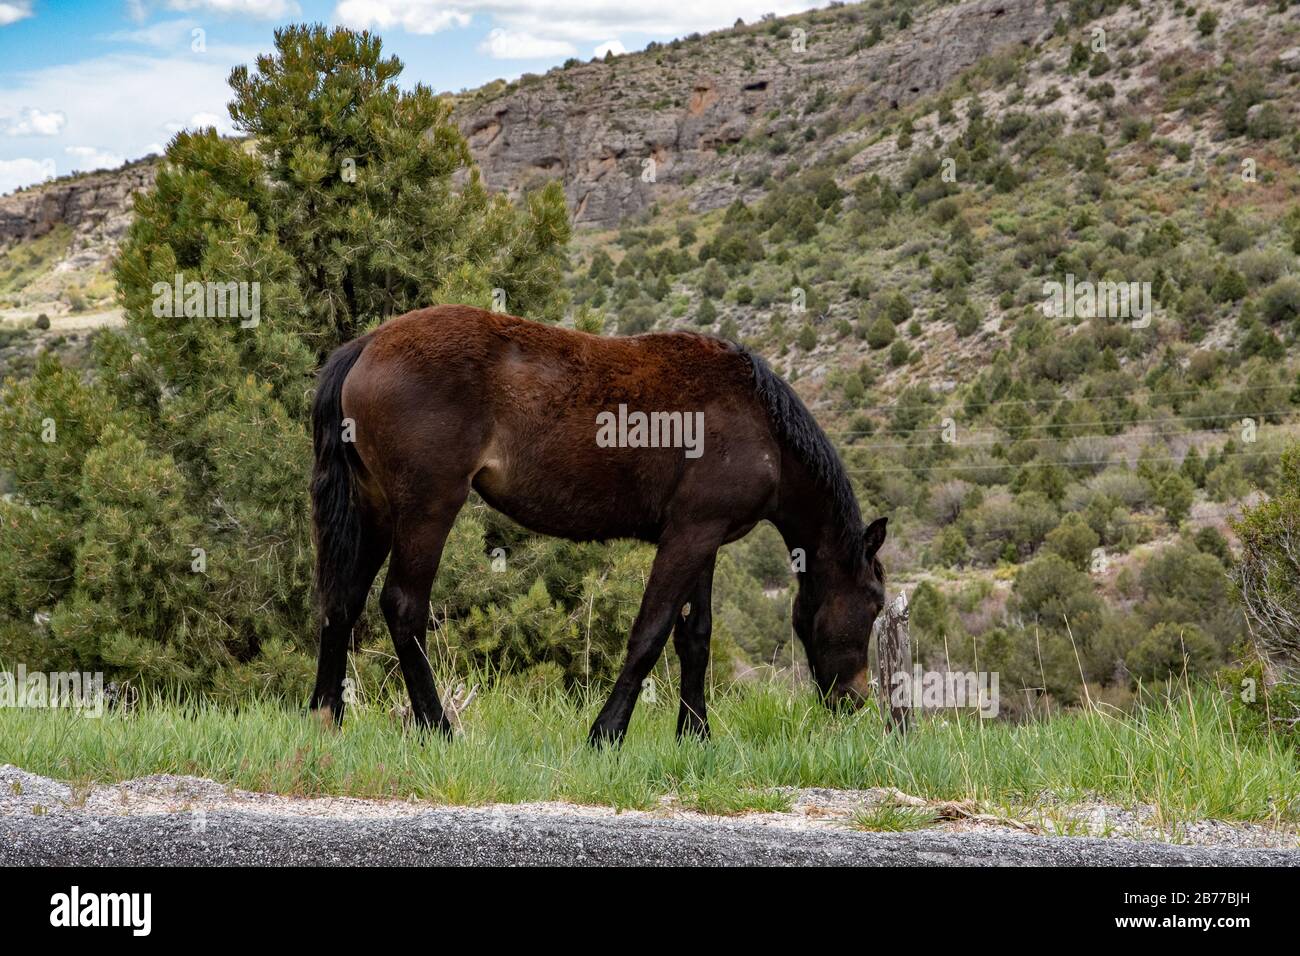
673 555 716 741
589 530 723 746
310 511 391 726
380 488 468 737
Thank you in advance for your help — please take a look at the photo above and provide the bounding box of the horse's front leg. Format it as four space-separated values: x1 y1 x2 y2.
588 532 721 747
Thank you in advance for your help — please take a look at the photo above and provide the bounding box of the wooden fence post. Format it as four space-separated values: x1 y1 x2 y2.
874 589 912 733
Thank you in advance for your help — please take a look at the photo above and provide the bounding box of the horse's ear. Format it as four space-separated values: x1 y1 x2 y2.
863 516 888 558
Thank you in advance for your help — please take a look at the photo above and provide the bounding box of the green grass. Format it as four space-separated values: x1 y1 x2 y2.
0 224 72 297
0 679 1296 824
849 804 939 832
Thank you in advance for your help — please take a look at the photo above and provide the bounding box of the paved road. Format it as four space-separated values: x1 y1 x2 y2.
2 808 1297 866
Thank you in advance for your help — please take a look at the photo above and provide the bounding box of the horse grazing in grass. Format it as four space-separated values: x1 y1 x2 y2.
310 304 887 744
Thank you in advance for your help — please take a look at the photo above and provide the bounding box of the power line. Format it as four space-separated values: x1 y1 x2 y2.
923 503 1254 533
831 424 1300 451
844 448 1283 476
829 381 1297 416
827 411 1295 435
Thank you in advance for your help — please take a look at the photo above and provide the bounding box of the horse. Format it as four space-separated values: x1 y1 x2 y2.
309 304 888 745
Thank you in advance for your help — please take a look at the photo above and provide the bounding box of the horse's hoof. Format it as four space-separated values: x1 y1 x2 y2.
675 724 710 742
310 704 342 730
587 723 624 748
410 713 454 741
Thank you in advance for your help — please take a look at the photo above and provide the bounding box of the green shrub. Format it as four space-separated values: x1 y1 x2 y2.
1247 103 1286 140
1155 472 1195 525
866 315 896 349
1043 512 1100 570
1068 42 1089 72
955 304 980 337
699 259 728 298
1010 553 1104 640
934 525 969 567
910 581 955 644
694 297 717 326
882 290 913 324
1126 622 1218 682
1138 542 1231 634
1211 268 1247 303
1261 277 1300 325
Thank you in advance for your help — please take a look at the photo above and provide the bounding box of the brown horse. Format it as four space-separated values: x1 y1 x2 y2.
309 304 887 744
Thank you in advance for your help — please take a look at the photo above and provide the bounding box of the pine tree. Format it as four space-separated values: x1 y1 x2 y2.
0 27 573 698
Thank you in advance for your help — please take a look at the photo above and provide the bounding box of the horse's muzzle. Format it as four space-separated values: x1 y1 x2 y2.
824 675 871 712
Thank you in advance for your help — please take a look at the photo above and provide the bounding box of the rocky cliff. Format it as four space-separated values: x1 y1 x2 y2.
454 0 1054 228
0 157 157 267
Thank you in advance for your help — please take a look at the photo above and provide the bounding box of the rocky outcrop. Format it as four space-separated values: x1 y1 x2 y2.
0 158 157 264
453 0 1055 229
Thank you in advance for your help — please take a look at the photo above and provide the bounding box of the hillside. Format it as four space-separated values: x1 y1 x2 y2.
2 0 1299 709
547 0 1300 705
454 0 1056 227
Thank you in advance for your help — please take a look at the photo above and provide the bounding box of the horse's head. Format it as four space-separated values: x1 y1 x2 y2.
793 516 888 710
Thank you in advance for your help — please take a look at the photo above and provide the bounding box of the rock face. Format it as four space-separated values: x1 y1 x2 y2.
453 0 1055 229
0 0 1055 262
0 158 157 264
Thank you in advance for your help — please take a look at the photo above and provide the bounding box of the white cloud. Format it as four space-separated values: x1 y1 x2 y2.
478 29 575 60
64 146 126 173
0 49 252 192
0 2 33 27
103 18 202 48
165 0 301 17
593 39 625 58
162 110 237 136
90 0 298 24
2 108 67 137
0 157 55 195
335 0 471 35
187 111 226 129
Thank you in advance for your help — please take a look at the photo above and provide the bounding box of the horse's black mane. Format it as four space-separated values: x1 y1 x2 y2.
738 345 864 563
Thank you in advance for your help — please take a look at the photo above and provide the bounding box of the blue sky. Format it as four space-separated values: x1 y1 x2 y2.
0 0 825 196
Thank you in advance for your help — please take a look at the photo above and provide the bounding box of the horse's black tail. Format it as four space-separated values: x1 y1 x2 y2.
311 335 371 608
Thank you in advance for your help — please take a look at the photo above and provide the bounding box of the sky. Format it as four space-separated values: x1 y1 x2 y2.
0 0 827 196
